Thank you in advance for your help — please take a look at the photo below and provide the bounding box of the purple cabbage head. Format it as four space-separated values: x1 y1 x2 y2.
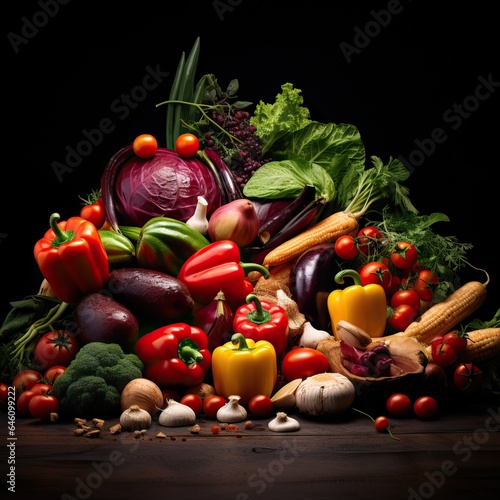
114 148 222 226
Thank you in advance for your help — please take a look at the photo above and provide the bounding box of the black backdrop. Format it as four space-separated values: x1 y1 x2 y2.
2 0 499 323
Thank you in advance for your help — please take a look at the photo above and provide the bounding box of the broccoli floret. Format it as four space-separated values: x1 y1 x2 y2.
53 342 143 419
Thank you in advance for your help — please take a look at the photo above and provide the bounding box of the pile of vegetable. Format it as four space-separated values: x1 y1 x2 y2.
1 38 500 430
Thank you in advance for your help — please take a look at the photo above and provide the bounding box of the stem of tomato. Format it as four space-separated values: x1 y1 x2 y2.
352 407 400 441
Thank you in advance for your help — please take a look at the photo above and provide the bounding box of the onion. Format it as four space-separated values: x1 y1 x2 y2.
208 198 260 247
120 378 163 415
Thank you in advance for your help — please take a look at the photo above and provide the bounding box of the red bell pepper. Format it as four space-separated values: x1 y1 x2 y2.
233 293 289 357
134 323 211 388
33 213 109 304
177 240 270 309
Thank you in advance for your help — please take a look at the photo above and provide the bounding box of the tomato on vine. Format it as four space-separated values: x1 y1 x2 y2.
334 235 359 260
359 261 392 292
453 363 483 392
357 226 383 255
390 241 418 270
414 269 439 302
80 191 105 229
388 304 418 331
390 289 421 313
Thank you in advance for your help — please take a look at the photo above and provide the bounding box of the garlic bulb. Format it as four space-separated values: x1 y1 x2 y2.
159 399 196 427
295 372 355 417
297 321 332 349
120 404 152 431
186 196 209 235
216 395 247 423
268 412 300 432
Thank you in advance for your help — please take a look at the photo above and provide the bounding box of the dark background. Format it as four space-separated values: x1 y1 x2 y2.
2 1 498 323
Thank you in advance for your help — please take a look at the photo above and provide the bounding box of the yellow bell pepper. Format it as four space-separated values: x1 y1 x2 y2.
328 269 387 339
211 333 277 406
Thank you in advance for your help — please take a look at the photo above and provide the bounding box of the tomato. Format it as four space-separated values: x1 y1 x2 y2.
413 396 438 420
414 269 439 302
203 395 227 418
80 198 105 229
248 394 273 418
442 331 468 355
280 347 330 382
359 261 392 292
44 365 66 384
0 382 8 410
31 383 52 396
29 393 59 420
388 304 418 332
385 393 412 417
133 133 158 158
453 363 483 392
34 329 80 370
390 289 421 313
390 241 418 270
431 337 458 367
175 133 200 157
12 369 43 396
180 394 203 415
16 390 36 416
334 235 359 260
357 226 383 255
374 415 390 432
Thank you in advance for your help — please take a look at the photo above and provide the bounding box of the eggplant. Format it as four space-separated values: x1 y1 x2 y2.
289 244 341 331
258 185 317 244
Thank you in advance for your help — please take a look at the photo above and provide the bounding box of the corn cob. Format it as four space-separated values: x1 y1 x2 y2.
262 211 359 268
461 328 500 363
399 280 488 345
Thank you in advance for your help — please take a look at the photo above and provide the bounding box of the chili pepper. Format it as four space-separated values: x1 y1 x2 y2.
33 213 109 304
211 333 277 406
177 240 270 308
327 269 387 339
233 294 289 357
134 323 211 388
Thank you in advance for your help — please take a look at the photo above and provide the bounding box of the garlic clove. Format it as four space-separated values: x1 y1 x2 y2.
186 196 209 235
159 399 197 427
268 412 300 432
270 378 302 410
216 395 248 423
297 321 332 349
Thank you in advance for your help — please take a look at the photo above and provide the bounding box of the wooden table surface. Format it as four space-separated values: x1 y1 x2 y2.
2 395 500 500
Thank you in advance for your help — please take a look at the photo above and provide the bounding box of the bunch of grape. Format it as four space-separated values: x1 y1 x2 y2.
202 109 266 189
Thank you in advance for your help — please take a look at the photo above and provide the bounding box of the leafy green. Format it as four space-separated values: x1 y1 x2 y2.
243 154 335 201
250 83 312 156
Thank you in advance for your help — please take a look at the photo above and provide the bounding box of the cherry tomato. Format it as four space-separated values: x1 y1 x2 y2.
16 390 36 416
359 261 392 292
0 382 8 410
180 394 203 415
80 198 105 229
133 133 158 158
390 241 418 270
385 393 412 417
442 331 468 355
413 396 438 420
203 395 227 418
280 347 330 382
390 289 421 313
34 329 80 370
414 269 439 302
12 369 42 396
431 337 458 367
388 304 418 332
374 415 390 432
248 394 273 418
453 363 483 392
334 235 359 260
44 365 67 384
29 393 59 420
31 383 52 396
357 226 383 255
175 133 200 157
